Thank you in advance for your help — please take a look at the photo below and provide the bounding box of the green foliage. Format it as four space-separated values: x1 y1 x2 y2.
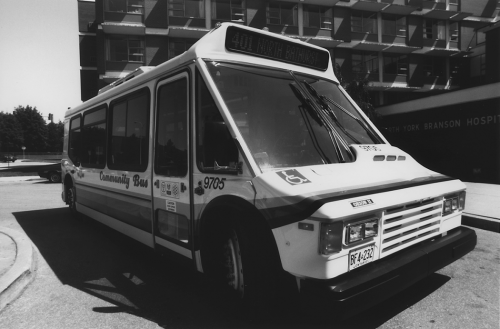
47 121 64 152
0 112 24 152
12 105 48 152
0 105 64 153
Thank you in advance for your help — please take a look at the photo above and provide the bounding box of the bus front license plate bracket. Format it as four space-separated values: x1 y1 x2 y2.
349 244 375 271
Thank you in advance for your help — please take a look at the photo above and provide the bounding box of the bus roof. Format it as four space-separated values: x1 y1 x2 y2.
66 23 336 119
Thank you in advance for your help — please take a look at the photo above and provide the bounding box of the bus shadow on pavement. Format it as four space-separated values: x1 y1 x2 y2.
14 208 451 329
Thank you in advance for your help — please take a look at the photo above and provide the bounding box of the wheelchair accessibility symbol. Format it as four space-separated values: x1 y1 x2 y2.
276 169 311 185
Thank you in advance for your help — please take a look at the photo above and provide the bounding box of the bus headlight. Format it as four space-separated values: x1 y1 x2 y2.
319 222 342 255
346 218 379 244
443 191 465 215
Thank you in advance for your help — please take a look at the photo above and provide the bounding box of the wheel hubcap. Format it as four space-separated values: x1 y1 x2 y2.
223 230 244 297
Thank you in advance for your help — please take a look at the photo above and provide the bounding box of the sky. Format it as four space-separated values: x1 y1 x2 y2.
0 0 82 123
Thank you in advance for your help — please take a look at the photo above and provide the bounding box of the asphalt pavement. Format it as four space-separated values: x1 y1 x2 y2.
0 173 498 314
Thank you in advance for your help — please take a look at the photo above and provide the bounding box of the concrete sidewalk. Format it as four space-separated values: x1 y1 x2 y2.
0 178 497 313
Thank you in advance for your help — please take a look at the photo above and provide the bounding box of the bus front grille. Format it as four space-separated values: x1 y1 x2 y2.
380 198 442 257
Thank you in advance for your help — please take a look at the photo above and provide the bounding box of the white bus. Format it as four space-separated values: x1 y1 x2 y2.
62 23 476 316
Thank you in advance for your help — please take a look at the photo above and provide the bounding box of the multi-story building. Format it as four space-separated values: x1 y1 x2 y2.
77 0 499 182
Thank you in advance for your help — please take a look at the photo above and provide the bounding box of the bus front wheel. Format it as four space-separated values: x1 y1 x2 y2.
209 217 277 320
223 228 245 298
67 186 77 215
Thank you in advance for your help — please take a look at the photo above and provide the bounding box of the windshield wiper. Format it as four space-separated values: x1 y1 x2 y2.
291 76 354 162
289 84 332 164
303 81 382 144
304 81 362 144
290 82 351 163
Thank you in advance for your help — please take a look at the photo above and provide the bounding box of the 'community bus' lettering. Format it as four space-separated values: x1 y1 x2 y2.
100 171 130 189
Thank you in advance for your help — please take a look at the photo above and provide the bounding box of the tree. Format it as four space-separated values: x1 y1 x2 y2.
0 112 24 152
13 105 48 152
46 121 64 152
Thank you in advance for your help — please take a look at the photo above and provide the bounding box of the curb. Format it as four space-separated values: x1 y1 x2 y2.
0 228 36 312
463 213 500 233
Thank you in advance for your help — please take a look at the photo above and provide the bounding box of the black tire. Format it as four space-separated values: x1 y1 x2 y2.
49 172 61 183
204 214 278 321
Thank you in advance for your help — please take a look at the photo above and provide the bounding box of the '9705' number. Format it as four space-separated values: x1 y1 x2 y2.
204 177 226 190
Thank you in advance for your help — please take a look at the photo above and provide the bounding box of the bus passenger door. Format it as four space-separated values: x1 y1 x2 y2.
152 73 192 260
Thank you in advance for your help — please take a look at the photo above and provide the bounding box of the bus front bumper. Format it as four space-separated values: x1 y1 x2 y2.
300 226 477 316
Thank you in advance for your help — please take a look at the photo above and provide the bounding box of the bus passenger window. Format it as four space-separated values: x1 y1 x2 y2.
155 78 188 177
82 106 106 168
196 72 239 172
69 116 82 166
109 89 150 172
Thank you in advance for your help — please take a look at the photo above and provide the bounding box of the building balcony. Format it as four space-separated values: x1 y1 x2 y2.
351 0 388 12
412 47 461 56
334 0 418 15
365 80 420 91
166 26 210 38
104 11 143 24
294 35 343 48
105 61 143 73
338 39 419 54
266 25 299 37
411 2 471 21
101 22 145 35
169 17 206 29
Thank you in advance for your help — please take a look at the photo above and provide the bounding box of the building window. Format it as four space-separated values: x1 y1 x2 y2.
423 57 446 78
476 31 486 44
105 0 144 14
109 89 150 172
450 57 461 80
383 54 408 75
449 22 459 42
352 51 379 74
108 37 144 62
169 40 195 59
169 0 205 18
212 0 245 22
470 54 486 77
267 2 298 26
423 19 445 40
382 14 406 37
82 106 107 169
351 11 377 34
303 5 332 30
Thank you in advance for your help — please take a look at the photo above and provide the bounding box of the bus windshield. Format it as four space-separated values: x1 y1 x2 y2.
204 61 382 172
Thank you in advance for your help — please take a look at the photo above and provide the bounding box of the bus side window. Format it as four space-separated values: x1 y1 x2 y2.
108 89 150 172
82 106 107 168
196 72 239 172
155 78 188 177
69 115 82 166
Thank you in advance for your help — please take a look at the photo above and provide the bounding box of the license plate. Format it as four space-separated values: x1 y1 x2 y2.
348 244 375 271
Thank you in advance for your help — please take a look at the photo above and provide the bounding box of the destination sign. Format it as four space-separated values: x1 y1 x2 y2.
225 26 329 71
